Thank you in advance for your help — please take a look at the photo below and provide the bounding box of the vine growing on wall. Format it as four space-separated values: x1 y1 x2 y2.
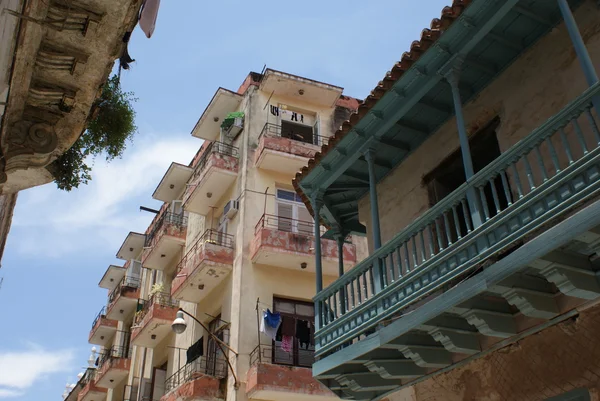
50 75 138 191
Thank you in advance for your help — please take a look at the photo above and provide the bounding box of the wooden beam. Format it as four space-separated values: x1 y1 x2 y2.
463 57 497 75
487 31 523 51
364 359 427 379
513 5 553 27
358 156 393 170
396 121 429 137
327 183 370 192
417 99 453 115
342 171 370 184
379 137 411 152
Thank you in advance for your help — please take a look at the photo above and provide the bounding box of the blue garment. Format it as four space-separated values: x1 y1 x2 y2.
264 309 281 328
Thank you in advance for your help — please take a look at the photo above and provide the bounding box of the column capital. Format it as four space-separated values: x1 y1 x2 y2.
439 55 465 87
363 146 378 161
311 190 324 210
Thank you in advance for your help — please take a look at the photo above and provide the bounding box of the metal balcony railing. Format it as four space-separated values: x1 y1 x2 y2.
174 229 234 276
190 141 239 181
250 341 314 369
144 212 188 247
107 275 141 305
164 354 227 392
135 292 179 324
97 345 131 370
91 306 107 330
313 82 600 356
259 122 329 147
255 213 327 237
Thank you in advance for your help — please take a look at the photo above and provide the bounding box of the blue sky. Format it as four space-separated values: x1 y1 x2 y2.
0 1 449 399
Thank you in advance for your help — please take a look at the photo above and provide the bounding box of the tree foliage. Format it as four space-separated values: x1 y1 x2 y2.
51 75 137 191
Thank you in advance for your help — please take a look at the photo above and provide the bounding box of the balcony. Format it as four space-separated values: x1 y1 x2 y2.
142 212 188 271
88 307 117 346
171 229 234 303
310 85 600 397
255 123 328 175
251 214 356 274
160 355 226 401
77 371 106 401
106 274 140 321
248 343 336 401
131 292 179 348
98 265 126 291
95 346 131 389
183 142 239 216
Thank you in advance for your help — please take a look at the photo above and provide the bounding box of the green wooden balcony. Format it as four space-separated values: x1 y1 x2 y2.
311 83 600 398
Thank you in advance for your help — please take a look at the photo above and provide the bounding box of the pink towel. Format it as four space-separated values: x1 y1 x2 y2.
139 0 160 38
281 335 293 353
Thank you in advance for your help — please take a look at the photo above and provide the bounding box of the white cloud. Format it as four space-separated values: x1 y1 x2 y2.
0 345 74 397
10 134 200 259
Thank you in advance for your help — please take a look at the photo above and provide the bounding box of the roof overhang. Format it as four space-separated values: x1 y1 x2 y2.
191 88 243 140
116 232 145 261
98 264 126 289
152 162 193 202
260 68 343 108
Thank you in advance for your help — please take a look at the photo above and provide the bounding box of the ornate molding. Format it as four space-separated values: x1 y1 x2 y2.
2 120 58 176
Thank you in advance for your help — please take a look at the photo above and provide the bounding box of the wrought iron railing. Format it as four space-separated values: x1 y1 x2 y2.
313 82 600 356
98 345 131 370
255 213 327 237
250 341 314 368
174 229 234 277
135 292 179 325
108 275 141 306
144 212 188 247
91 306 107 330
164 354 227 392
259 122 329 147
190 141 239 181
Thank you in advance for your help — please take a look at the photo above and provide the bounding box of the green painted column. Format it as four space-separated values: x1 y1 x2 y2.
364 147 384 292
311 192 324 329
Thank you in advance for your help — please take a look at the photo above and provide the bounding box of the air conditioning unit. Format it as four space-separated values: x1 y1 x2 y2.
223 199 239 219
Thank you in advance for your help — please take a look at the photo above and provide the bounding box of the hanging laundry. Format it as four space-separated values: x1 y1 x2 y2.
291 112 298 121
139 0 160 39
280 316 295 337
300 114 304 123
186 337 204 364
260 309 281 341
296 320 311 349
281 335 293 353
270 105 279 116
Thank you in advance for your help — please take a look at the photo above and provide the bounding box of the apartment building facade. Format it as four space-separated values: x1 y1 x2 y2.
64 69 367 401
293 0 600 400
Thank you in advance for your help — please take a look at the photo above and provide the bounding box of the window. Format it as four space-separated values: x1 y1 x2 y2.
423 117 511 243
546 388 591 401
273 298 314 367
278 105 318 145
276 189 313 235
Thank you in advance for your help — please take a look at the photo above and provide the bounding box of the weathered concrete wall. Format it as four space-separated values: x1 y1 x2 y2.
358 2 600 253
393 302 600 401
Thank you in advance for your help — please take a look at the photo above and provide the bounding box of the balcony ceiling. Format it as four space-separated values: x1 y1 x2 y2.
191 88 243 141
296 0 585 233
153 162 192 203
98 265 126 290
116 232 145 261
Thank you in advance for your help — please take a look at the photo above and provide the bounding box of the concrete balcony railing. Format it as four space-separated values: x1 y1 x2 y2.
183 142 239 216
171 229 234 303
77 370 106 401
142 212 188 271
313 82 600 360
131 292 179 348
106 274 140 321
247 343 336 401
95 345 131 389
160 354 226 401
255 123 329 175
88 306 117 346
251 213 356 274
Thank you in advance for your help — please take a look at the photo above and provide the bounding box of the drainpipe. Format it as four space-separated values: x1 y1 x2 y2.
557 0 600 116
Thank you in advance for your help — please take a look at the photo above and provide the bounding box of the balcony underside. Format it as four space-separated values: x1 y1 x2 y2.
88 318 117 346
185 168 237 216
172 259 233 303
313 198 600 400
106 291 138 321
79 385 106 401
96 359 130 389
251 228 356 275
143 235 185 271
131 305 178 348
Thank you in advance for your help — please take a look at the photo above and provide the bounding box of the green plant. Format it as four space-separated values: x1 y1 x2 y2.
50 75 137 191
149 282 164 296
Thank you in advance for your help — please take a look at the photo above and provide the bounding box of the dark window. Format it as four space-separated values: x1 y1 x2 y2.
273 298 314 368
423 117 510 242
546 388 591 401
281 121 314 144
